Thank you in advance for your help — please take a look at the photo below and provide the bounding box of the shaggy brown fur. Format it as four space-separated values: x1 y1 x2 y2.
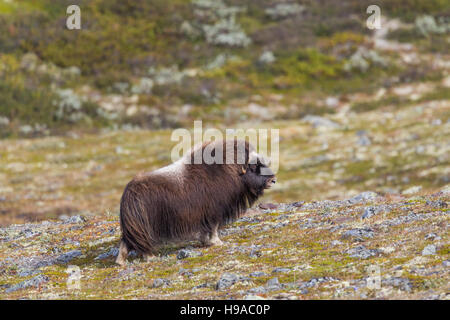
116 139 276 265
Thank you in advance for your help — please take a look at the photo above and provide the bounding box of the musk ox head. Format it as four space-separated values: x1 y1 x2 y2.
189 139 276 196
241 150 277 196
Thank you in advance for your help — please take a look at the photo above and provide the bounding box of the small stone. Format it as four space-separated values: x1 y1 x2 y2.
325 96 339 108
249 250 262 258
18 269 41 277
342 228 374 241
266 277 280 287
272 267 291 274
61 215 86 224
362 206 380 219
247 286 268 294
356 131 372 146
291 201 304 207
151 278 170 288
424 233 441 241
249 271 267 278
422 245 436 256
425 200 447 208
382 277 412 292
95 247 119 260
347 245 379 259
216 273 248 290
259 51 275 64
331 240 342 246
259 203 278 210
177 248 202 260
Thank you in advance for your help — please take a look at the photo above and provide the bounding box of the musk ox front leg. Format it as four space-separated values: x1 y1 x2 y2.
115 240 129 266
200 224 223 247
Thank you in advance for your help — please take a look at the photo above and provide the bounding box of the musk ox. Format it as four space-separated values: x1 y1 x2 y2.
116 139 276 266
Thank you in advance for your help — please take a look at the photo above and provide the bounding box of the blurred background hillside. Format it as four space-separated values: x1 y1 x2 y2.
0 0 449 225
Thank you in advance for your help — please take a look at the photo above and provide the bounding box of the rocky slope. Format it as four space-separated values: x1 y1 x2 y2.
0 189 448 300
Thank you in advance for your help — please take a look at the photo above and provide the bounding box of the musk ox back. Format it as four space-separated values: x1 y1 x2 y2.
116 139 276 265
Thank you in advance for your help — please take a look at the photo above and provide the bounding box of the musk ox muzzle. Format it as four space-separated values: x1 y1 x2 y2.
116 139 276 266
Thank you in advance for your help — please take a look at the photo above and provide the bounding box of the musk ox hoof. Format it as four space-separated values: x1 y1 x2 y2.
115 257 127 267
210 238 224 246
201 237 223 247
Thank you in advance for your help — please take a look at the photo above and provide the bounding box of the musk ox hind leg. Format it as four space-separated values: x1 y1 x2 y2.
115 240 129 266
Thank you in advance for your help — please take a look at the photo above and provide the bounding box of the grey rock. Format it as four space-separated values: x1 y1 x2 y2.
95 247 119 260
193 283 210 290
5 275 49 293
300 277 337 288
272 267 291 274
118 267 135 277
382 277 412 292
331 240 342 246
383 212 426 227
424 233 441 241
61 215 86 224
20 228 41 239
362 206 383 219
247 286 268 294
249 271 267 278
422 245 436 256
216 273 249 290
152 278 170 288
299 218 323 230
342 228 374 241
266 277 280 287
347 245 379 259
273 221 289 229
177 248 202 260
249 250 262 258
18 269 41 277
425 200 447 208
55 250 82 264
442 260 450 267
356 131 372 146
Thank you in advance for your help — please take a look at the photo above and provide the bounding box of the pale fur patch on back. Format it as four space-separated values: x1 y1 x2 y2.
152 158 185 182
